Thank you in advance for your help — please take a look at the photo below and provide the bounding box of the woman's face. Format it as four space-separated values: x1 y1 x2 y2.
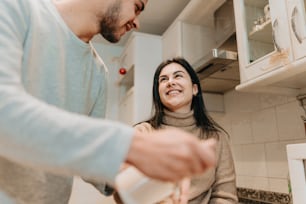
158 63 198 113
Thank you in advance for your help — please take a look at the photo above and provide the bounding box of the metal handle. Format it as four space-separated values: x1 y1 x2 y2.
272 19 281 52
291 6 303 44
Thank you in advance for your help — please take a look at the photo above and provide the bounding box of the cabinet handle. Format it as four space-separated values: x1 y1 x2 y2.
291 6 303 44
272 19 281 52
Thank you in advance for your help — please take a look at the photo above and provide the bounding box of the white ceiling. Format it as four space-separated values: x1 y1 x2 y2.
93 0 191 45
137 0 191 35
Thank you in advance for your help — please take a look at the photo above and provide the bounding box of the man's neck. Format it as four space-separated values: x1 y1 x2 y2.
52 0 99 42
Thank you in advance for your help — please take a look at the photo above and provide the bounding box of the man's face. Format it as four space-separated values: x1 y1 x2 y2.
100 0 148 43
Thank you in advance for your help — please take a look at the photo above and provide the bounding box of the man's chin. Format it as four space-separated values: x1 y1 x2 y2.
101 34 120 43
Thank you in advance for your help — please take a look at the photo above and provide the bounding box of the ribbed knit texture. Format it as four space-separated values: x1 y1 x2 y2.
135 110 238 204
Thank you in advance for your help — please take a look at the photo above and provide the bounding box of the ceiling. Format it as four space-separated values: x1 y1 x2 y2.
93 0 191 45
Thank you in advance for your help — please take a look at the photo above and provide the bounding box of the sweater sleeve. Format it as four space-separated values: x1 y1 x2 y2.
134 122 154 133
0 0 133 186
209 133 238 203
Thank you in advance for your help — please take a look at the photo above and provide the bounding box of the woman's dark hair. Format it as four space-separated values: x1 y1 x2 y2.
146 57 225 137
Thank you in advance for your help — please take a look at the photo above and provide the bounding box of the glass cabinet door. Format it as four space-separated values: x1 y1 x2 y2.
288 0 306 60
244 0 274 63
234 0 293 83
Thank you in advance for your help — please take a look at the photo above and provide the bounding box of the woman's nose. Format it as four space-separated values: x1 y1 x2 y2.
167 78 175 87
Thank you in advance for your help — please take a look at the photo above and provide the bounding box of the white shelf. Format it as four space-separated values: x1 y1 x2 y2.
249 19 273 43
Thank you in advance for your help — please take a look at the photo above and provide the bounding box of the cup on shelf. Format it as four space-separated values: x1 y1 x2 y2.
115 166 177 204
258 16 265 25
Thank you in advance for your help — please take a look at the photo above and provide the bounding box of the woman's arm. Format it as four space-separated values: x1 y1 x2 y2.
209 133 238 203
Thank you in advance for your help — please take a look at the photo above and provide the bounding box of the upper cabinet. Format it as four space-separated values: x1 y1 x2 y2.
288 0 306 60
162 21 216 66
162 0 240 94
162 0 231 65
233 0 306 95
117 32 162 125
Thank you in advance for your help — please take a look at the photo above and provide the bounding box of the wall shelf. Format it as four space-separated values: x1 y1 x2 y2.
249 19 272 43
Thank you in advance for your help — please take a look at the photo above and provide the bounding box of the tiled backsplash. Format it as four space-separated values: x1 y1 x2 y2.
210 90 306 194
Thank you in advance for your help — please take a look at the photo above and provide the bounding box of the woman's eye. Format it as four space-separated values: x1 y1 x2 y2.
159 78 166 83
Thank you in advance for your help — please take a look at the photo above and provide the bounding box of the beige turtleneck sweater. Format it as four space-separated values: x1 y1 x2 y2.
134 110 238 204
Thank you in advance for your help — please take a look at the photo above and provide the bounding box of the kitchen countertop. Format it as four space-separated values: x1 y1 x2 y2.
237 187 292 204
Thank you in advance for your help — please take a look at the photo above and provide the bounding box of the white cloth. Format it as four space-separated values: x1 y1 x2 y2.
0 0 134 203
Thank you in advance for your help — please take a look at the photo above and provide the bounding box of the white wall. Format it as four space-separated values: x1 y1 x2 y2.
210 90 306 193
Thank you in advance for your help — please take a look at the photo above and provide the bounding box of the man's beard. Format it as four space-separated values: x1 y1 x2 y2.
100 2 121 43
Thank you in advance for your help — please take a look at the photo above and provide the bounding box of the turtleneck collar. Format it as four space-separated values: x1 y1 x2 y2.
162 109 196 131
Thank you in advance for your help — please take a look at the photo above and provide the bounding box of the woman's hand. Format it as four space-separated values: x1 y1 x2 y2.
159 178 190 204
172 178 190 204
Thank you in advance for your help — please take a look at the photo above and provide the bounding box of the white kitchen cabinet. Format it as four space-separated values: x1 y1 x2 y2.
233 0 306 95
234 0 293 83
288 0 306 60
162 0 229 66
162 21 215 66
117 32 162 125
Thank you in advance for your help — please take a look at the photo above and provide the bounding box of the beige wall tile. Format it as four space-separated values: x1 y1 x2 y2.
251 108 278 143
231 113 253 145
276 101 305 140
265 142 289 178
269 178 290 194
241 144 267 177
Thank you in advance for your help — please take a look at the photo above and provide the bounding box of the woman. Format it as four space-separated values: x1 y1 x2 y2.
135 57 238 203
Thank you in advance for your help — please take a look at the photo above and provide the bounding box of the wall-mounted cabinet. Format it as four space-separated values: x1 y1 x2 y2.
288 0 306 60
162 21 215 66
234 0 293 83
162 0 233 66
162 0 238 94
117 32 162 125
233 0 306 95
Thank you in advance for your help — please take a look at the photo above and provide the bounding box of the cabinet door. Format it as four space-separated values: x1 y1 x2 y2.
118 87 134 125
234 0 293 83
162 21 182 60
181 23 215 66
119 39 135 70
288 0 306 60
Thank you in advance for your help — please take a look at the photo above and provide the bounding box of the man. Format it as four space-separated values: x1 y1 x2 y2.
0 0 216 203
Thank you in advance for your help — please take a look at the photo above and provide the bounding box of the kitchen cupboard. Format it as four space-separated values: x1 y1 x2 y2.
162 0 239 95
162 21 215 66
288 0 306 60
162 0 231 66
233 0 306 95
117 32 162 125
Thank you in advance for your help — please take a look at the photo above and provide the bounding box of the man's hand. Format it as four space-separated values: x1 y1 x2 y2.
125 128 216 182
